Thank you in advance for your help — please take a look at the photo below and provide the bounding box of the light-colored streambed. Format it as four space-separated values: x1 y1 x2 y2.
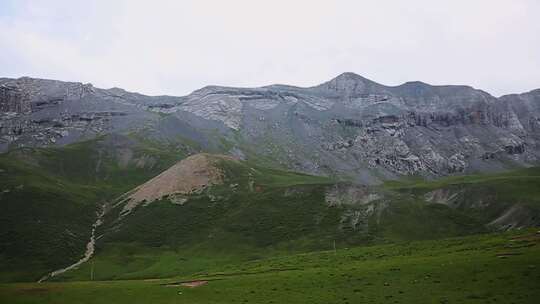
38 204 106 283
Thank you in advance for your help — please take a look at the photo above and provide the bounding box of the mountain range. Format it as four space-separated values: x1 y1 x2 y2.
1 73 540 284
2 72 539 183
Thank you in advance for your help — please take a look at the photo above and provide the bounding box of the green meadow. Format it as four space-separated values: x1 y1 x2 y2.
1 230 539 304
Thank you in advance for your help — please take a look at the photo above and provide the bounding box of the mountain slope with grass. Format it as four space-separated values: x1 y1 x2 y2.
0 134 194 282
2 131 539 283
2 73 540 292
47 152 540 282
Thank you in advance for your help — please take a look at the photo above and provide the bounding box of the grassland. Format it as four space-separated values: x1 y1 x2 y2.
1 229 539 303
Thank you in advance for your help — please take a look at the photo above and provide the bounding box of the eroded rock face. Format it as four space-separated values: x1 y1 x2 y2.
0 84 30 113
325 183 382 206
487 205 539 230
424 188 464 207
0 77 177 151
423 186 540 230
324 183 387 232
175 73 537 181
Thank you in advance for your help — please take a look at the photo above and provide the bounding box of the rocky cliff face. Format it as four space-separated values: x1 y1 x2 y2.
1 73 539 182
0 77 182 151
165 73 540 182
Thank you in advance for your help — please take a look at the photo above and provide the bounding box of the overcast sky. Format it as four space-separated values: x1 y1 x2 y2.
1 0 539 97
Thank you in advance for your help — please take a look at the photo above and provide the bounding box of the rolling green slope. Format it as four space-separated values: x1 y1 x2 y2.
385 167 540 229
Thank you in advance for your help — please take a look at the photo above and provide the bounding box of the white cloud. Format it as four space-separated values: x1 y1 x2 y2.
1 0 539 96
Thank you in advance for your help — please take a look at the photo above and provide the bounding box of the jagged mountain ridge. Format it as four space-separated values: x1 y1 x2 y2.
1 73 539 182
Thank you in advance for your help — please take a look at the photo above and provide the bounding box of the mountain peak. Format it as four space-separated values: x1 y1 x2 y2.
315 72 387 94
400 80 430 87
333 72 369 81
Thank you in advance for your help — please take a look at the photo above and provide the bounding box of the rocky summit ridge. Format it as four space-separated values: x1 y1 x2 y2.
1 73 539 182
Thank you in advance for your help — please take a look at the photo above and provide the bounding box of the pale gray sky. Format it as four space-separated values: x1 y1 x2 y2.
1 0 539 96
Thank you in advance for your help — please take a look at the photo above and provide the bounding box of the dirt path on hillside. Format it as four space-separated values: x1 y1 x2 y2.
38 204 106 283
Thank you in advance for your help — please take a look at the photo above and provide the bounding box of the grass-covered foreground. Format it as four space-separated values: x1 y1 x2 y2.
1 230 539 304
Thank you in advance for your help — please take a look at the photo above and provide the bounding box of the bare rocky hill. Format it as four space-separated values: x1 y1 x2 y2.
122 153 236 214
